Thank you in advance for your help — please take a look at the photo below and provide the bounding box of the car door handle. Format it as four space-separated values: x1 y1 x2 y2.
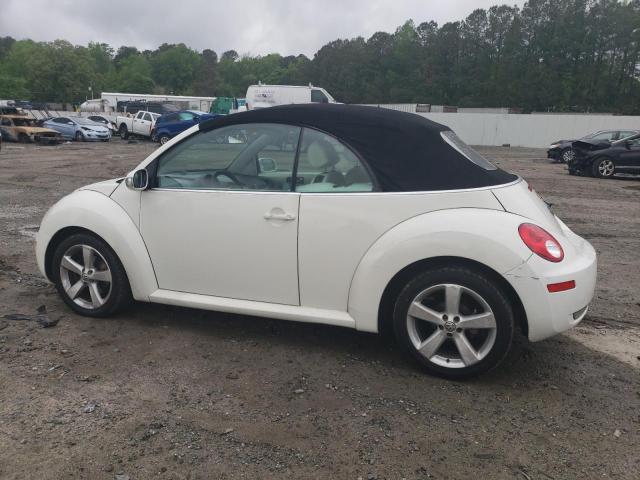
264 212 296 221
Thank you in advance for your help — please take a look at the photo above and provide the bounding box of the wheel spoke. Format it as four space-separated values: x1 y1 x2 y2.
66 279 85 299
408 301 443 326
82 246 95 269
459 312 496 329
445 285 462 314
92 269 112 283
60 255 83 275
453 333 481 366
88 282 104 307
417 330 447 359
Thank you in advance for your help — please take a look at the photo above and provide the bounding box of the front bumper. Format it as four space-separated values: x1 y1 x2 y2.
83 131 111 141
504 227 597 342
547 148 562 160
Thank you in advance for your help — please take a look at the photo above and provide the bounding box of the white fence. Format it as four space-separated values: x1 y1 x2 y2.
361 104 640 148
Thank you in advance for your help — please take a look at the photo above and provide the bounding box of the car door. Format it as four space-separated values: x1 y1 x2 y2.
140 122 302 305
132 112 147 135
53 117 73 138
617 136 640 170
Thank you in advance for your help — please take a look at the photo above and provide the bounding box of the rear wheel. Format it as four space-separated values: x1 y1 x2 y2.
52 233 132 317
393 267 514 379
592 157 615 178
119 125 129 140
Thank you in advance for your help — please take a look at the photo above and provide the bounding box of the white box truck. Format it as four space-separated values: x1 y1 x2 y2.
245 84 337 110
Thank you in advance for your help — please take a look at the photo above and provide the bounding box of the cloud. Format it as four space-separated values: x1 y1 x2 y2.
0 0 525 57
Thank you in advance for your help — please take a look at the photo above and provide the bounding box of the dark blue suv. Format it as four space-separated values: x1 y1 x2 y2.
152 110 218 144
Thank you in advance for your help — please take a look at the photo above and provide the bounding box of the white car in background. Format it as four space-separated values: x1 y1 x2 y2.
35 105 597 379
246 83 337 110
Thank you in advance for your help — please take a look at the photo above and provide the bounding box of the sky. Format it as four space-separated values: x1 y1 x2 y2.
0 0 526 57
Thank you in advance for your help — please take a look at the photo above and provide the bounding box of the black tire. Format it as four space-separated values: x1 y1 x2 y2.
75 131 84 142
159 134 171 145
393 266 514 379
592 156 615 178
52 233 132 317
18 133 30 143
119 125 129 140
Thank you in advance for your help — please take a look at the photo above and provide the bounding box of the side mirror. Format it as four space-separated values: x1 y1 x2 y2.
258 157 277 173
125 169 149 190
67 122 75 125
625 140 633 149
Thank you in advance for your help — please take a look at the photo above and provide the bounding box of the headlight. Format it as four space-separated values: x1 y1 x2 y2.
549 143 560 149
82 127 91 131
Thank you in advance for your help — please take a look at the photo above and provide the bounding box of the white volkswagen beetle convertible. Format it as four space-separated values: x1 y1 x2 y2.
36 105 597 378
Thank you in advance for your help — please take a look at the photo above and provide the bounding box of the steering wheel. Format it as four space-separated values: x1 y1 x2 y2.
214 171 242 186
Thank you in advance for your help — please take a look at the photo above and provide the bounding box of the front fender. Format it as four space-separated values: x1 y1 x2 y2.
348 208 532 332
36 190 157 301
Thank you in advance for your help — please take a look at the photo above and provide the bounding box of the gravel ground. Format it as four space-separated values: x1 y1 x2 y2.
0 139 638 480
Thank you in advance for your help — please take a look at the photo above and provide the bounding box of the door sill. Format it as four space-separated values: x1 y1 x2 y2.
149 289 356 329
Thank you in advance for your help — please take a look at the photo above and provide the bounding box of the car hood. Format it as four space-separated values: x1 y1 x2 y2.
82 125 110 132
571 139 611 151
79 178 123 196
15 127 59 135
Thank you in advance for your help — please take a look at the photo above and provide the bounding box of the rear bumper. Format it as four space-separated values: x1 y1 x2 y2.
505 233 597 342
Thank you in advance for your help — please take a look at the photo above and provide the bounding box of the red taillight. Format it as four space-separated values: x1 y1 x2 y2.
518 223 564 262
547 280 576 293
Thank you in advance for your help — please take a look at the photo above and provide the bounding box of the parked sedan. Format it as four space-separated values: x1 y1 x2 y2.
547 129 638 163
151 110 217 145
43 116 111 142
568 133 640 178
36 104 596 379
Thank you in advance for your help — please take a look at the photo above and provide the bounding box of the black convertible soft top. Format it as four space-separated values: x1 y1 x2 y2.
199 104 517 192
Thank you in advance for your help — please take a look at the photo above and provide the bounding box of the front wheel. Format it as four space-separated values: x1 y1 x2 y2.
592 157 615 178
393 267 514 379
52 233 132 317
560 148 574 163
75 131 84 142
119 125 129 140
159 134 171 145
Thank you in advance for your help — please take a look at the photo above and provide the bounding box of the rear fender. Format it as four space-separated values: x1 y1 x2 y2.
348 208 532 332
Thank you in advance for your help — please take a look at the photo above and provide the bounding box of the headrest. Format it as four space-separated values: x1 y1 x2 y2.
307 139 339 169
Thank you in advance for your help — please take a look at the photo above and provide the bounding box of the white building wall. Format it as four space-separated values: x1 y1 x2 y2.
359 104 640 148
419 113 640 148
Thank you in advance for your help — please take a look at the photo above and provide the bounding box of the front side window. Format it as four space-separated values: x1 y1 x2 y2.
311 89 328 103
295 128 373 193
155 123 300 191
179 112 195 121
587 131 615 141
143 113 152 122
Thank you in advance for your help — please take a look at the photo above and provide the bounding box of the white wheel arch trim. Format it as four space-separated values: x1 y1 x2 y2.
36 190 158 301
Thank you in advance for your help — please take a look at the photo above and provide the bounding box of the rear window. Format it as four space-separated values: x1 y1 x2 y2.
440 131 497 170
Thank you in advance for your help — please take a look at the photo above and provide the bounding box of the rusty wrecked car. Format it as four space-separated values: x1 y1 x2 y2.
0 114 61 144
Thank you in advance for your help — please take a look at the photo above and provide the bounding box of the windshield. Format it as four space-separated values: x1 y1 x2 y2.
74 117 101 125
12 117 35 127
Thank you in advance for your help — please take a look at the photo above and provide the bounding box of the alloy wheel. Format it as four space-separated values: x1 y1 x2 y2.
598 159 614 177
59 244 112 310
406 284 497 368
562 149 574 163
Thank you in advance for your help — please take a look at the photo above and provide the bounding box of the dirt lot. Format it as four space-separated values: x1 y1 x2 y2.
0 139 638 480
